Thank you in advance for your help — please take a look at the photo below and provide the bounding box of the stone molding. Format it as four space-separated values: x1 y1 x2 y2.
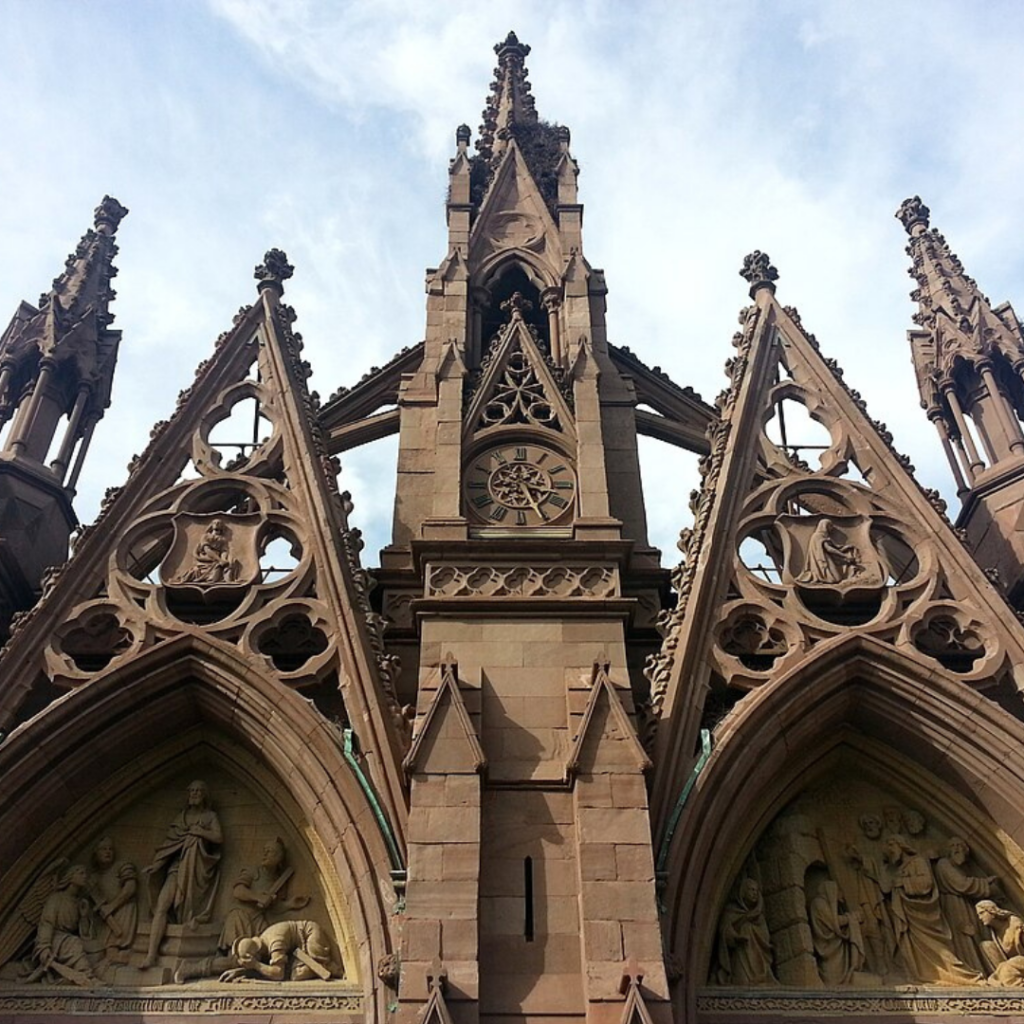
425 562 618 599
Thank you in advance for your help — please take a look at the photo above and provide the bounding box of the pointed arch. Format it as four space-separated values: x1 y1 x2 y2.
0 633 398 1015
662 633 1024 1019
477 250 559 294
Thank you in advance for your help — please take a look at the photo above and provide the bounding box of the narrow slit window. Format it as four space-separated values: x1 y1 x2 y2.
524 856 535 942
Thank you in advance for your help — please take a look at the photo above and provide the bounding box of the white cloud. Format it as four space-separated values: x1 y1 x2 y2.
3 0 1024 563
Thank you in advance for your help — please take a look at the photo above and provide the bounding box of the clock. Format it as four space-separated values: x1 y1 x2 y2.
464 443 577 526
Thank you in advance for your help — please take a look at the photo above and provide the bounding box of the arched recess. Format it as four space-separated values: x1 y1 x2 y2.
661 634 1024 1020
476 252 559 354
0 634 398 1014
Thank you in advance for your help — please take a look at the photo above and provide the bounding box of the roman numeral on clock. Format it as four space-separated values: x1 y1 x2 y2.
545 494 569 509
489 505 508 522
472 494 493 508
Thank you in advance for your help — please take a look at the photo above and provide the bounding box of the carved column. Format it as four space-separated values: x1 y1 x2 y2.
10 357 56 457
980 361 1024 456
928 406 969 494
50 384 91 481
542 288 563 365
943 382 985 474
66 412 100 493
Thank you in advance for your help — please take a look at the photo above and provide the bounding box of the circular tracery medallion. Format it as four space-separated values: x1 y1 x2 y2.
464 443 577 526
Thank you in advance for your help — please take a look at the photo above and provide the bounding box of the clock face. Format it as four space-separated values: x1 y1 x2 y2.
464 444 577 526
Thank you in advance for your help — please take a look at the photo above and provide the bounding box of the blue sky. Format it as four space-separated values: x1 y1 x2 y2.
4 0 1024 562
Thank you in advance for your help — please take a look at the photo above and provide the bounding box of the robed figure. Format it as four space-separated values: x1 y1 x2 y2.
713 878 778 986
884 834 981 984
142 780 223 968
808 879 865 986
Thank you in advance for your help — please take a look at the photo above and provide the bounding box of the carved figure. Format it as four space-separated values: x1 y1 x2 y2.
88 836 138 964
976 900 1024 985
218 838 310 951
846 815 895 978
883 834 981 984
142 780 223 968
713 878 777 986
905 810 926 837
220 920 338 982
176 519 237 584
26 864 97 986
175 920 340 984
935 837 998 975
884 807 906 836
808 878 865 986
798 519 863 584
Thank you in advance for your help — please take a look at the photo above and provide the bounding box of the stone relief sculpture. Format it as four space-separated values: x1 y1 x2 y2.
883 833 981 984
779 513 887 591
709 775 1024 990
87 836 137 964
175 919 340 984
807 877 865 986
846 813 895 979
712 878 778 986
174 519 238 584
218 837 311 951
976 901 1024 985
142 780 223 968
25 864 98 987
935 837 999 975
798 518 865 584
0 774 347 990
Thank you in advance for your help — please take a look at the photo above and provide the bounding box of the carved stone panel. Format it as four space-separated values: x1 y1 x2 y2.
0 766 350 992
778 513 887 591
708 766 1024 992
161 512 262 591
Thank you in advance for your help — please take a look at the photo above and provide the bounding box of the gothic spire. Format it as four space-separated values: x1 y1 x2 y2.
0 195 129 443
898 196 1024 486
468 32 567 216
0 196 128 481
898 196 1024 400
476 31 539 164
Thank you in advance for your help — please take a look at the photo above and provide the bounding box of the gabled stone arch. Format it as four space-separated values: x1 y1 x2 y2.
662 634 1024 1020
0 634 398 1016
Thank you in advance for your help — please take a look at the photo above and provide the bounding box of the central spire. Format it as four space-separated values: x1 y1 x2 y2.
476 31 539 164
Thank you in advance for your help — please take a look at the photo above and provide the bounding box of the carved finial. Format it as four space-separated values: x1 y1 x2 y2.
619 956 645 995
500 290 533 321
455 123 471 151
254 249 294 293
93 195 128 234
555 125 571 150
896 195 930 235
739 251 778 298
494 30 531 61
426 956 447 993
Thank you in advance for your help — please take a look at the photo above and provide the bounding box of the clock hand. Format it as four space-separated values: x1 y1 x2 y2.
518 481 548 522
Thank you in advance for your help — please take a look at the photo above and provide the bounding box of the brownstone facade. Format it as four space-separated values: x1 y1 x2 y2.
4 31 1024 1024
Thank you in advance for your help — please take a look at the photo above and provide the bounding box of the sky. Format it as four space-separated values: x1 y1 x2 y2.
4 0 1024 564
